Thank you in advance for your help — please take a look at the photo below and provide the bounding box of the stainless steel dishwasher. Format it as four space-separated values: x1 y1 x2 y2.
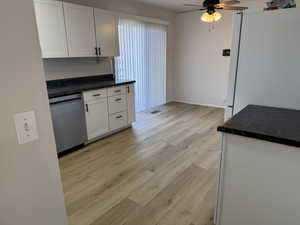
50 94 87 154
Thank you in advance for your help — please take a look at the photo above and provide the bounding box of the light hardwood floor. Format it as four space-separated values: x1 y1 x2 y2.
59 102 224 225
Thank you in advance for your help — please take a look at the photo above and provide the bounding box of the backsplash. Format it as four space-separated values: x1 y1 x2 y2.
43 57 114 81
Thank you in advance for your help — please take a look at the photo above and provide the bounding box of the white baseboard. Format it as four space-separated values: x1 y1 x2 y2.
166 99 174 104
172 99 226 109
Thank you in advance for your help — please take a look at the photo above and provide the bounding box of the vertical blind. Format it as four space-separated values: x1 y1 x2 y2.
115 18 167 112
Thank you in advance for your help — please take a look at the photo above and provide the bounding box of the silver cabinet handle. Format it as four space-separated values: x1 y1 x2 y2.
115 98 122 102
93 94 101 97
114 90 121 93
116 115 123 119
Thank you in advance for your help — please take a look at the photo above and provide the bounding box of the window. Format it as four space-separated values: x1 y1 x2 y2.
115 18 167 112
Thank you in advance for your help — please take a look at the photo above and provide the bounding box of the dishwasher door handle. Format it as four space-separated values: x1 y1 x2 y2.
49 94 82 105
50 97 81 105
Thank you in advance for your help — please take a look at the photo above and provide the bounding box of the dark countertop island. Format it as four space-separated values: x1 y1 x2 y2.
218 105 300 148
47 74 136 99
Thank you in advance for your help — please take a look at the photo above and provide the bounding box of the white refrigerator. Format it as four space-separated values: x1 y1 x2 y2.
225 8 300 121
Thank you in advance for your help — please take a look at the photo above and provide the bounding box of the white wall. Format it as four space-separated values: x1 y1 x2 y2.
173 11 234 108
173 1 300 108
0 1 68 225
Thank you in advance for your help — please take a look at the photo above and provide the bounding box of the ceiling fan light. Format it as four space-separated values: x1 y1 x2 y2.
213 11 222 21
201 11 222 23
201 12 214 22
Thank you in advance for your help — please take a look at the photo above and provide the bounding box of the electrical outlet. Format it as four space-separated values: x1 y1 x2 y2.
14 111 39 144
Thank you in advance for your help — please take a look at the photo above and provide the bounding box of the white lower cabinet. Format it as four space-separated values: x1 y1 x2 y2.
83 84 135 142
127 84 136 124
85 98 109 140
216 133 300 225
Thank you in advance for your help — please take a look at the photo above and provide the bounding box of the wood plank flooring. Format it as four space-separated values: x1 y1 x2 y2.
59 102 224 225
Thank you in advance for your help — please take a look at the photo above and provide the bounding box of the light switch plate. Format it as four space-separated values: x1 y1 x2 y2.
14 111 39 144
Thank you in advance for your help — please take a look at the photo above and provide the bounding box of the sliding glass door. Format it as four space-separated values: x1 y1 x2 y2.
115 18 167 112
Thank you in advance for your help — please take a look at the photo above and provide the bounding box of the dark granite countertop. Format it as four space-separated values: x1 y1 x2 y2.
47 75 136 99
218 105 300 148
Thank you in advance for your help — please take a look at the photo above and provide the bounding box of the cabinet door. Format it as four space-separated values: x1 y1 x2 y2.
34 0 68 58
85 98 109 140
94 9 119 57
127 84 136 124
63 2 96 57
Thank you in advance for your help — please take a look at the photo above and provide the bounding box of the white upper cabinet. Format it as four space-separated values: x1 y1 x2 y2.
34 0 68 58
34 2 119 58
94 9 120 57
63 2 97 57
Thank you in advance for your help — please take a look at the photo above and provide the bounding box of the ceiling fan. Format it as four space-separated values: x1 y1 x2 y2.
181 0 248 22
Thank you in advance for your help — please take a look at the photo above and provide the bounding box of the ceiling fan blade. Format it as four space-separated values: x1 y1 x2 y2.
219 0 241 5
220 6 248 10
178 8 205 14
184 3 203 7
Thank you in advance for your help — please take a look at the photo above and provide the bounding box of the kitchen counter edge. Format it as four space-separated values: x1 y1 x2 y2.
217 105 300 148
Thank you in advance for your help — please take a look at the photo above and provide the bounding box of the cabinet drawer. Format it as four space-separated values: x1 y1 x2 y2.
107 86 126 97
83 89 107 102
109 111 128 131
108 95 127 114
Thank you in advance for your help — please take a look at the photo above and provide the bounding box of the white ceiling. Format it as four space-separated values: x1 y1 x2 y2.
128 0 267 11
